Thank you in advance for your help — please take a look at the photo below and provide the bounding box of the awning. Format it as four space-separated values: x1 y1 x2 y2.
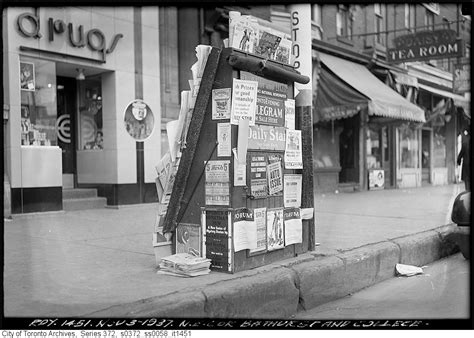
315 64 369 121
418 83 470 112
390 71 419 88
316 52 426 123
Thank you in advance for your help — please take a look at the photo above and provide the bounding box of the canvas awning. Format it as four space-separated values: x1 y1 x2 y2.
315 52 426 123
418 83 470 113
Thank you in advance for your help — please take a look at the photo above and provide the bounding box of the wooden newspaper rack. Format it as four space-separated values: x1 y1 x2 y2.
163 47 312 273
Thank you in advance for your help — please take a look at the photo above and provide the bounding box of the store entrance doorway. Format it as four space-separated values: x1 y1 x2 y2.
381 126 394 188
57 76 77 188
421 129 431 185
339 115 359 184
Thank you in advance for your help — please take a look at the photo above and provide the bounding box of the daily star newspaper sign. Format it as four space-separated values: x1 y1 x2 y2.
388 29 463 63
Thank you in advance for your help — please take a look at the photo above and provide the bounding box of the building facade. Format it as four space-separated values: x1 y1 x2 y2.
302 3 470 192
3 4 470 214
3 7 162 213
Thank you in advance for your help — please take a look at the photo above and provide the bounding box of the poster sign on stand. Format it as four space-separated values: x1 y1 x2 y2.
230 79 258 125
202 209 233 272
266 208 284 251
369 169 385 190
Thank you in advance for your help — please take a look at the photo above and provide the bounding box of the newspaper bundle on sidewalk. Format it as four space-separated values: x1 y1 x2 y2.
158 253 212 277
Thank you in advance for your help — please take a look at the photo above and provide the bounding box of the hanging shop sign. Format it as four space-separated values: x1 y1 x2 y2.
453 62 470 94
387 29 463 63
16 12 123 62
123 99 155 141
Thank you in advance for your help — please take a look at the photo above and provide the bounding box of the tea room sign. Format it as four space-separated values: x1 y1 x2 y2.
387 29 463 63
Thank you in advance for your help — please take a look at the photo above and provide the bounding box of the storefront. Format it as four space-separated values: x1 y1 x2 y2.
313 52 426 192
406 63 470 186
3 7 162 213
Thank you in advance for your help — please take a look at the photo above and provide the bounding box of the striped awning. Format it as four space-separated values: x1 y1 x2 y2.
315 52 426 123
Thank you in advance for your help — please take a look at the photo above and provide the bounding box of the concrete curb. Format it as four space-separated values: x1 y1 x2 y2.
87 224 462 318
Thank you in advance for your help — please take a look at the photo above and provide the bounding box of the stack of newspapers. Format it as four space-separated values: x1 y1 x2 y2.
158 253 212 277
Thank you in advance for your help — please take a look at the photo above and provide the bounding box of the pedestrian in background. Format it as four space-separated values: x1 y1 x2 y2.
457 129 470 191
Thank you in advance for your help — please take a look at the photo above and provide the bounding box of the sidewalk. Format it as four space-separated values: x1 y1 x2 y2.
3 183 465 318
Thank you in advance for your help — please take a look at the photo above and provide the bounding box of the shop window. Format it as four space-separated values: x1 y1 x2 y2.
399 125 419 168
433 127 447 167
313 124 339 168
367 128 382 169
20 58 57 146
78 79 103 150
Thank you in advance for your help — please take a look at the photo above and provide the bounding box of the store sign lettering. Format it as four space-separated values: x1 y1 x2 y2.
17 12 123 62
388 29 463 63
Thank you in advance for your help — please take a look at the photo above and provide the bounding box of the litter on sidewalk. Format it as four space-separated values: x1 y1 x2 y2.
157 253 212 277
395 263 424 277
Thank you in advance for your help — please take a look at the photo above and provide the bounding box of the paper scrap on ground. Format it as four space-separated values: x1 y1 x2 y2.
396 263 424 277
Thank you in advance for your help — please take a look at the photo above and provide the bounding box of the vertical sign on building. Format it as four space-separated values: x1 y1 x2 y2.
289 4 313 101
289 3 315 250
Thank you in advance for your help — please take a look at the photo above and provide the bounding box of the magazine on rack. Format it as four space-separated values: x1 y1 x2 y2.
230 16 259 53
230 14 292 65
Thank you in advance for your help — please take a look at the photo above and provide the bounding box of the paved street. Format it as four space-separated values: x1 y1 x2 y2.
293 253 470 320
3 184 464 317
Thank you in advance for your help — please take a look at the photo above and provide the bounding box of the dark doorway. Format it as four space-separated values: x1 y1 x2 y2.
56 77 77 186
339 115 359 184
422 129 431 185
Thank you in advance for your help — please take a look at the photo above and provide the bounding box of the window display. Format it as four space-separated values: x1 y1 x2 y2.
78 79 103 150
433 127 447 167
367 128 381 169
399 125 419 168
20 58 57 146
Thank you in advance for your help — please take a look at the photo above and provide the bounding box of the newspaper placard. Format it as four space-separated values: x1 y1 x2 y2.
284 208 302 246
203 209 232 272
248 152 268 199
205 160 230 182
285 99 296 130
212 88 232 120
248 125 286 150
267 160 283 195
205 183 229 206
233 208 257 252
241 72 288 127
284 174 302 208
267 208 284 251
217 123 231 157
285 129 303 169
249 207 267 254
205 160 230 206
231 79 258 126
